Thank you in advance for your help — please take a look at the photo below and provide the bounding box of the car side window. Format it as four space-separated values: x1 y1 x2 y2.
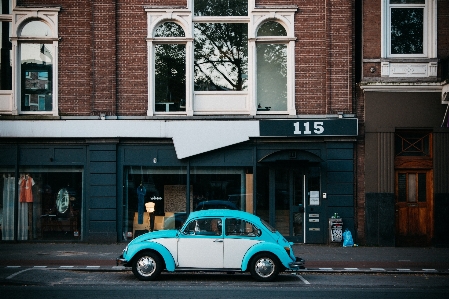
225 218 261 237
182 218 222 236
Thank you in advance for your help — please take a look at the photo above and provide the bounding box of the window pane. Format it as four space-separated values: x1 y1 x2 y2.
1 0 12 14
21 20 52 37
257 21 287 37
395 131 430 156
155 44 186 112
123 167 188 238
257 43 287 111
21 44 53 111
13 168 83 241
418 173 426 202
194 0 247 16
225 218 259 236
154 22 185 37
0 20 12 90
190 167 247 211
398 173 407 202
390 0 425 4
391 8 423 54
194 23 248 91
407 173 416 203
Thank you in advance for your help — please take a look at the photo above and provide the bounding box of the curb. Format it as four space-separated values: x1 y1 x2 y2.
3 265 449 275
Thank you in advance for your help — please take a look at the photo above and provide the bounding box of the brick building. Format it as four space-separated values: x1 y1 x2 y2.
358 0 449 246
0 0 358 244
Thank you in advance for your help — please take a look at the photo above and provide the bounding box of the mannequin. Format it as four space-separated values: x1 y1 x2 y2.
136 183 146 224
145 201 155 232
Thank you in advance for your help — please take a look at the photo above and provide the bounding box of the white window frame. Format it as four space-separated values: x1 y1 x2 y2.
382 0 437 59
11 7 59 116
145 0 297 116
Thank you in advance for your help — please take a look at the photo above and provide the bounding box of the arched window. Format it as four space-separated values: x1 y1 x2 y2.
152 22 186 113
14 8 59 115
256 21 288 112
20 20 54 113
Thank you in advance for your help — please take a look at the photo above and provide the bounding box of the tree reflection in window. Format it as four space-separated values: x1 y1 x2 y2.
194 23 248 91
154 22 186 112
390 0 424 55
194 0 247 16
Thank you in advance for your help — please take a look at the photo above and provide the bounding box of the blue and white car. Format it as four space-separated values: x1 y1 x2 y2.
117 209 304 281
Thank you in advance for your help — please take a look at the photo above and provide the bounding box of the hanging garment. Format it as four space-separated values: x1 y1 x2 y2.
137 186 146 224
19 175 35 203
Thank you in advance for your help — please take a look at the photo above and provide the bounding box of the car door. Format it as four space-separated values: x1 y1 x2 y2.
177 217 224 268
223 218 262 269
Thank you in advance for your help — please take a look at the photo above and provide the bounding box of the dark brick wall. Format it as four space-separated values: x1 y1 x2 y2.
17 0 355 116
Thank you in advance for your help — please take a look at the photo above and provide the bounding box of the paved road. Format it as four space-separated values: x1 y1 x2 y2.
1 243 448 274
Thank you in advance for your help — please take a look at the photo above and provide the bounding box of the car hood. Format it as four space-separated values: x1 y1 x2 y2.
129 230 179 245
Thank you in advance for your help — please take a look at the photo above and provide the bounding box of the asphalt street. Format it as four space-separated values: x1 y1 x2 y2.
0 242 448 274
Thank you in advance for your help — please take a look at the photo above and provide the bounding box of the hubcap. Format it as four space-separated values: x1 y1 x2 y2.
255 257 275 278
136 256 156 277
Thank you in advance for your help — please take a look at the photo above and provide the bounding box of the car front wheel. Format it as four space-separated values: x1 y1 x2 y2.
132 251 162 281
249 253 280 282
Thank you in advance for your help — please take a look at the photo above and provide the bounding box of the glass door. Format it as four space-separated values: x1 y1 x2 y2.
274 168 305 243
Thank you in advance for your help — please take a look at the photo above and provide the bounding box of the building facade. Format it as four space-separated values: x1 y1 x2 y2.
2 0 355 244
358 0 449 246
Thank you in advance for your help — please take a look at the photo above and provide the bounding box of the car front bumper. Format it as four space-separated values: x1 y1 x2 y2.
116 254 130 267
288 257 305 270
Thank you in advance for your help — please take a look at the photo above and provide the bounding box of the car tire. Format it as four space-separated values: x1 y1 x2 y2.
132 251 162 281
249 253 280 282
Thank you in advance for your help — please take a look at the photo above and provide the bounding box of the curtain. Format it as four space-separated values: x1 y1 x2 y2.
2 176 15 240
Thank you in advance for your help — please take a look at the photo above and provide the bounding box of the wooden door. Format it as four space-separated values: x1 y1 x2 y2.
395 170 433 246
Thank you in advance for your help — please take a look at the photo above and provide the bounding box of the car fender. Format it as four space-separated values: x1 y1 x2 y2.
241 242 293 271
126 241 176 272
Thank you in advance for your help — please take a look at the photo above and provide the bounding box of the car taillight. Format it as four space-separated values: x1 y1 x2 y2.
284 246 291 255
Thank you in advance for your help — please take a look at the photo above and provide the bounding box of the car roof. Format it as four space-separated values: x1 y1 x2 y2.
188 209 261 223
194 200 238 210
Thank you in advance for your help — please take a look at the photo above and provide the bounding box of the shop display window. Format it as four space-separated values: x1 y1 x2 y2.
122 166 252 240
1 168 82 241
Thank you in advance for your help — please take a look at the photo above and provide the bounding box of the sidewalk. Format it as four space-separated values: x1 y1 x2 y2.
0 242 448 274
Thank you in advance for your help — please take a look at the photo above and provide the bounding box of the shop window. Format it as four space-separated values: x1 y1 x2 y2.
122 166 250 240
190 167 249 212
1 168 82 241
123 167 188 239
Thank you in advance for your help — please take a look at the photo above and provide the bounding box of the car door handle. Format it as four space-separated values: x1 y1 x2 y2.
213 239 223 243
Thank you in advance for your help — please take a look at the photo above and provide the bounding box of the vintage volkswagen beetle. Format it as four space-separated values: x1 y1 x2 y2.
117 209 304 282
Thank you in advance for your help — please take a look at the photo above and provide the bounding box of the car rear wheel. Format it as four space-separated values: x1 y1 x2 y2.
132 251 162 281
249 253 280 282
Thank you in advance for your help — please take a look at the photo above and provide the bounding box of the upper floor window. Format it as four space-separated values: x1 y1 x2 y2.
146 1 297 116
194 0 247 16
0 0 12 91
12 7 60 115
154 22 186 113
384 0 436 58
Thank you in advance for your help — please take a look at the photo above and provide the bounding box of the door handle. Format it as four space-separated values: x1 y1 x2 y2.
213 239 223 243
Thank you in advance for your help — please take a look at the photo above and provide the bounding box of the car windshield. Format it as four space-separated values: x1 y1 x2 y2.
260 218 276 233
